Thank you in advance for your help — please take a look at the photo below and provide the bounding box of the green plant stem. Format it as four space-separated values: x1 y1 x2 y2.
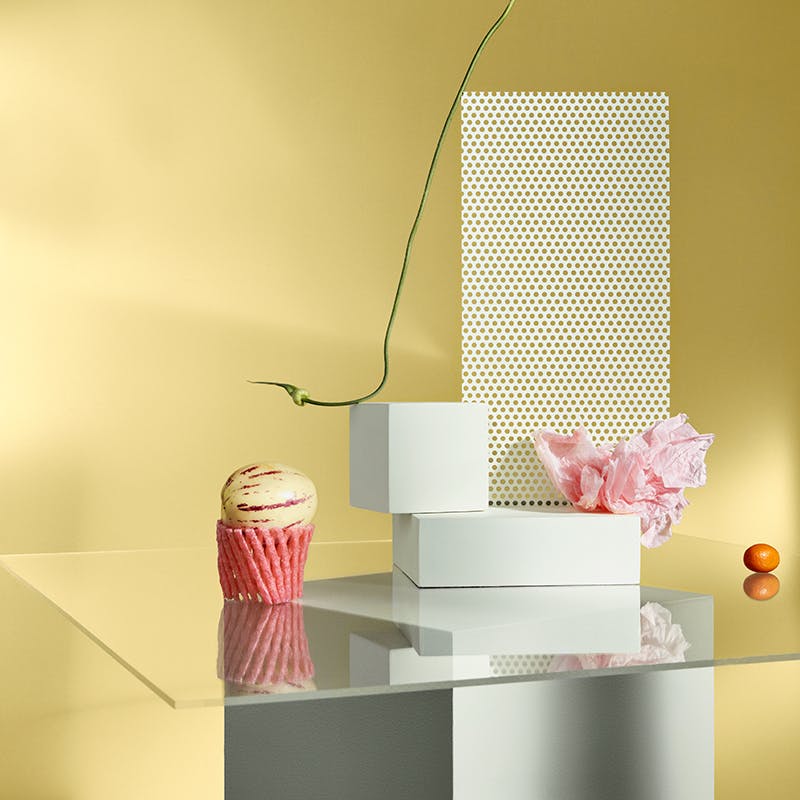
252 0 516 407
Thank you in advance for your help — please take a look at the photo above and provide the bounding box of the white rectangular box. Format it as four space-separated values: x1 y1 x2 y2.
349 402 488 513
391 567 641 656
393 507 640 588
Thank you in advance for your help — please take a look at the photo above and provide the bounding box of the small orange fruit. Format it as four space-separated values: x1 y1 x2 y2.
743 572 780 601
743 543 780 573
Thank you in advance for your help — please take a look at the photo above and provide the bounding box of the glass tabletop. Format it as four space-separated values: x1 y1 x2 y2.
1 534 796 709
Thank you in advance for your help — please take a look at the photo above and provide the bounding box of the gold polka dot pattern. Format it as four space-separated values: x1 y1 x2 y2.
461 92 670 506
490 654 553 676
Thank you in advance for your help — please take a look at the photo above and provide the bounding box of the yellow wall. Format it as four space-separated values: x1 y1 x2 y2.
1 1 798 797
2 0 798 559
1 0 798 556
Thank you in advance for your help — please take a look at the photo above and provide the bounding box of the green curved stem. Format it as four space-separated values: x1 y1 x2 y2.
252 0 516 407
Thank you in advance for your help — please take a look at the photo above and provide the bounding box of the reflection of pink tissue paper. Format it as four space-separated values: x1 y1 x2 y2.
549 602 690 672
535 414 714 547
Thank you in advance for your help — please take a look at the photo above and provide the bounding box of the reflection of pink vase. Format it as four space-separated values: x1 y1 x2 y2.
218 600 315 694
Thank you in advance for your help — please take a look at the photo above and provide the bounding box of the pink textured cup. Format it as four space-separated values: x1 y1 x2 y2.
216 521 313 604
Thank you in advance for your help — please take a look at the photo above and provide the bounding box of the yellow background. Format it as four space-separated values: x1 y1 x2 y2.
1 0 798 797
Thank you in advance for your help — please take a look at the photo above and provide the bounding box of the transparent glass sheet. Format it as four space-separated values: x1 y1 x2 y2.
2 535 797 709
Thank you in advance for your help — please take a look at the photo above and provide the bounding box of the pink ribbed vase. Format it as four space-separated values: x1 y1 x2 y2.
216 521 314 604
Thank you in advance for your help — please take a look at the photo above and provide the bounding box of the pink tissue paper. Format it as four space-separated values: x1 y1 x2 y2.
534 414 714 548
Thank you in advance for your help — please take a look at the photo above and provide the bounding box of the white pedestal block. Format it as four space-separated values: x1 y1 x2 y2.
453 668 714 800
394 507 640 588
349 628 491 688
392 568 641 656
349 402 489 513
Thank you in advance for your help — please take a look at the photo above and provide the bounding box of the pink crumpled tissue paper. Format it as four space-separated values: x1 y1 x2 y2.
548 602 690 672
534 414 714 548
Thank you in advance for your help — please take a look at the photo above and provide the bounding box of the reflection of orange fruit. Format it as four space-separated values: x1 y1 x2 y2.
743 543 780 573
743 572 780 601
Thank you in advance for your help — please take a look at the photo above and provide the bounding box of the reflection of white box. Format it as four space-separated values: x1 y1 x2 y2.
349 403 488 513
349 628 491 688
394 508 640 588
392 568 641 656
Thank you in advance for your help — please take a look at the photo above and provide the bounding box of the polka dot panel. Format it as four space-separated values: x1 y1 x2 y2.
461 93 670 505
490 654 554 676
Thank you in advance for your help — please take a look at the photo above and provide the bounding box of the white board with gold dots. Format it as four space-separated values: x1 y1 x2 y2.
461 92 670 506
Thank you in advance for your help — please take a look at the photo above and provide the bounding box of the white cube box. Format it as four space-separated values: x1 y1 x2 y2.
394 507 640 588
349 402 489 513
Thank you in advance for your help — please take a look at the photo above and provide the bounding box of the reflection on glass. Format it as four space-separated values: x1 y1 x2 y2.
548 602 691 672
218 601 316 694
349 626 493 687
389 568 642 657
743 572 780 601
